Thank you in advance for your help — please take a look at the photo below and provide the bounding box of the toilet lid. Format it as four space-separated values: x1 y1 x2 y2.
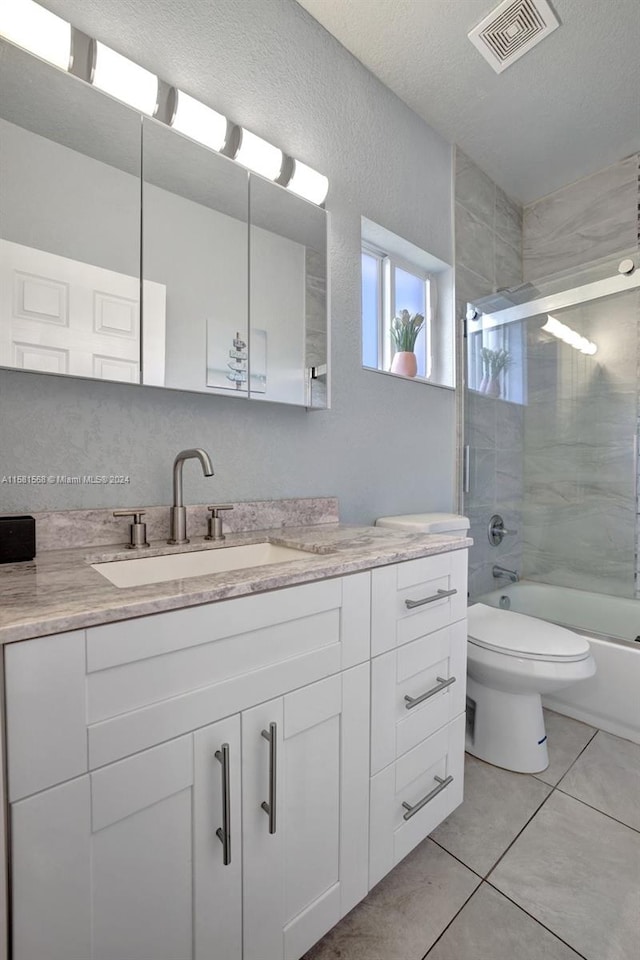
467 603 591 662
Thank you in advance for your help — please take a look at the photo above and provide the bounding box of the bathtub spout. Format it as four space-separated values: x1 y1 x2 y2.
493 564 520 583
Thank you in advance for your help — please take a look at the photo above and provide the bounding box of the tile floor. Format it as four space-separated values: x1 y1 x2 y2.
304 711 640 960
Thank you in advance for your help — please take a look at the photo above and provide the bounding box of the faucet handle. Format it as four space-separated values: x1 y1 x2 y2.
113 510 150 549
207 504 234 517
205 505 233 542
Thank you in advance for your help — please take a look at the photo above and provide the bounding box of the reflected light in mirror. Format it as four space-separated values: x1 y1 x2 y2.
286 159 328 205
0 0 71 70
92 40 158 114
170 90 228 151
542 315 597 355
235 129 282 180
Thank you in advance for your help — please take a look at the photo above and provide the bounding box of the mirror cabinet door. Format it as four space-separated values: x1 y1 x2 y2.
0 41 142 384
141 118 249 395
248 175 328 408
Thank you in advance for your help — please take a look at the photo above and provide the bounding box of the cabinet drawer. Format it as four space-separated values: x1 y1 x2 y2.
5 574 371 800
371 550 467 656
369 714 465 889
371 619 467 775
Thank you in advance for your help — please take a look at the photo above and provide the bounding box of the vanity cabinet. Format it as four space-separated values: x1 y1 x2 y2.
4 575 370 960
2 548 469 960
368 551 468 888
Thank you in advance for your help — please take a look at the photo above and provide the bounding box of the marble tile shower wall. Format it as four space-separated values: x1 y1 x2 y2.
523 290 639 598
522 156 640 598
522 156 640 282
455 149 524 597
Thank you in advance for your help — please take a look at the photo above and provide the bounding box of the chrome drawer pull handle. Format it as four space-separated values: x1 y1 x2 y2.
405 588 457 609
261 722 277 835
404 676 456 710
402 775 454 821
215 743 231 865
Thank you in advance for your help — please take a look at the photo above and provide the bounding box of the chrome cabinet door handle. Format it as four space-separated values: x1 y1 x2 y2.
261 722 277 835
402 775 453 821
404 676 456 710
215 743 231 865
405 588 457 609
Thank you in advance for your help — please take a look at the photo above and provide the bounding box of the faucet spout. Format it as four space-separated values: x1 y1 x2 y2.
492 564 520 583
169 448 215 544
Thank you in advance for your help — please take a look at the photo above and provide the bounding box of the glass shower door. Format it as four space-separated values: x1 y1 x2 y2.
462 263 640 604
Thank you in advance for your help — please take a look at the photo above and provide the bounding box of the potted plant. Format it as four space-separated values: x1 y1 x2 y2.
390 309 425 378
480 347 510 397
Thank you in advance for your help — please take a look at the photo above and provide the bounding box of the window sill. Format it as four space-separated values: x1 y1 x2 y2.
362 365 455 391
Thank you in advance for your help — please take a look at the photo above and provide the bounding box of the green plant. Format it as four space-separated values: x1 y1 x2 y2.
390 309 425 352
480 347 511 380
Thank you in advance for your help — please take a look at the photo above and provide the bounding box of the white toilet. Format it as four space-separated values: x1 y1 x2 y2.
375 512 597 774
466 603 595 773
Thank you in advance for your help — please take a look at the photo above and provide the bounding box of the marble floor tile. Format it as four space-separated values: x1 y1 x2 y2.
558 730 640 831
534 709 597 786
430 754 551 876
490 791 640 960
303 839 478 960
427 882 581 960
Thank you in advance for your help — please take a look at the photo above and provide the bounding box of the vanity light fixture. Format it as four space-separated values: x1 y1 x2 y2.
234 128 283 181
0 0 71 70
286 159 329 205
170 89 228 152
542 315 597 355
0 1 329 205
91 40 158 115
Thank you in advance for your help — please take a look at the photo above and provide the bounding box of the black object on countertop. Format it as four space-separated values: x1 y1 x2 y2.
0 515 36 564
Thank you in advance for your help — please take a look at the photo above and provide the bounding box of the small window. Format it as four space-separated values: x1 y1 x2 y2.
361 219 454 388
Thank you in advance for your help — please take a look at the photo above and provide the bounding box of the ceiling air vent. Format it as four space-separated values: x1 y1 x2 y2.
468 0 560 73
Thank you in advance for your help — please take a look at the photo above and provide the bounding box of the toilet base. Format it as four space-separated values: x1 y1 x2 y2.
465 677 549 773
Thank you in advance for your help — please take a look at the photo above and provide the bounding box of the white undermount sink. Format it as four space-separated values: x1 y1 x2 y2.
91 541 313 588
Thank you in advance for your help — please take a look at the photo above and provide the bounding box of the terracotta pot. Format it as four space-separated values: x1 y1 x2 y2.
390 351 417 378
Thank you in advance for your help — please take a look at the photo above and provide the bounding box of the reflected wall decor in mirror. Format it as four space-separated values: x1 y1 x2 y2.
0 26 329 408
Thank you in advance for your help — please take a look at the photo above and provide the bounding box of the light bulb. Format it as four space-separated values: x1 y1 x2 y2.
287 159 329 205
235 129 282 180
171 90 228 152
92 41 158 114
0 0 71 70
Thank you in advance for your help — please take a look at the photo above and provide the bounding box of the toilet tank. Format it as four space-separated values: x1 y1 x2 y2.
375 512 470 538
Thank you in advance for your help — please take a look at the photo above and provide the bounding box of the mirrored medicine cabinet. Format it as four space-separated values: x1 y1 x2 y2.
0 39 328 408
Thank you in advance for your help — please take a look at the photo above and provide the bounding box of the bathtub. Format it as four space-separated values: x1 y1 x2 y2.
477 581 640 744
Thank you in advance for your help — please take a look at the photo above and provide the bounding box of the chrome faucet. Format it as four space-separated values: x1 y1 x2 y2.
168 448 214 544
492 564 520 583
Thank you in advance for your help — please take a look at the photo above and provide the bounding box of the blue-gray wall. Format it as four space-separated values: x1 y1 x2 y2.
0 0 455 522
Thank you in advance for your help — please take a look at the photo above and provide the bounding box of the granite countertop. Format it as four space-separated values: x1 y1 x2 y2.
0 523 472 644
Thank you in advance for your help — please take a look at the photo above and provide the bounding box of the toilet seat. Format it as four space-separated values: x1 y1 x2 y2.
468 603 591 663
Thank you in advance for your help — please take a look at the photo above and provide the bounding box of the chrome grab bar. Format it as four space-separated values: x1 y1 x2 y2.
405 588 457 609
261 722 277 835
215 743 231 865
404 676 456 710
402 775 453 821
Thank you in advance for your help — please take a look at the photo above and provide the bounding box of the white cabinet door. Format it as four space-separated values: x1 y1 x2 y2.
242 664 370 960
11 718 242 960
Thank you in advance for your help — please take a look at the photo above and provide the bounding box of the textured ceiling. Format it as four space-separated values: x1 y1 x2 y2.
296 0 640 203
